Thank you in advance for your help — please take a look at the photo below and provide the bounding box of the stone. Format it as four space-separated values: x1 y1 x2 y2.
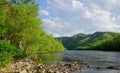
20 69 27 73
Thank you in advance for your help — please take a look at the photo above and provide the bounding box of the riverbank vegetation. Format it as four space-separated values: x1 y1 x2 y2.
0 0 65 67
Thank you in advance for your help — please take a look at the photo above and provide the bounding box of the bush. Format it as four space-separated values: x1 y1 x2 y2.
0 40 26 67
0 51 13 67
0 40 26 58
13 48 26 58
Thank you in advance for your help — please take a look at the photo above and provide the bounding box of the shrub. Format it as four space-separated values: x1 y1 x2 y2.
0 51 13 67
0 40 26 58
0 40 26 67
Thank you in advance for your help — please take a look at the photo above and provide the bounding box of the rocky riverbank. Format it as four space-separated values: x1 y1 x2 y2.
0 58 92 73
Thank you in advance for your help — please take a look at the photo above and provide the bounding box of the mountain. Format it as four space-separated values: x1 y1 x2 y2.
57 32 120 50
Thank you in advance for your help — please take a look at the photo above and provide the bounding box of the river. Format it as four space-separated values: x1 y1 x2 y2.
39 50 120 73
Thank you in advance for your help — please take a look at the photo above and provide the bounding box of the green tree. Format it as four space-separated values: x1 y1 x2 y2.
0 0 65 55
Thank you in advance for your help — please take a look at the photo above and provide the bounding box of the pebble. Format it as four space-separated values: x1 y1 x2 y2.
20 69 27 73
0 58 91 73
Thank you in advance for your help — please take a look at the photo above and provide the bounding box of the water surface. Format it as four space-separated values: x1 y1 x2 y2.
39 50 120 73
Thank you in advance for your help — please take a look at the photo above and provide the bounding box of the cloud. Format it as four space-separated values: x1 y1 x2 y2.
84 0 120 10
40 10 49 16
86 4 120 31
72 0 84 9
42 19 64 31
39 0 120 36
117 15 120 20
42 18 85 37
83 4 118 30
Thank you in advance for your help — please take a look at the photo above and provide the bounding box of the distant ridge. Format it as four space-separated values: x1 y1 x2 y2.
57 32 120 50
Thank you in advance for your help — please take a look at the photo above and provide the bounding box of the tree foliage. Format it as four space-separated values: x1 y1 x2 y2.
0 0 65 67
0 0 65 56
92 35 120 51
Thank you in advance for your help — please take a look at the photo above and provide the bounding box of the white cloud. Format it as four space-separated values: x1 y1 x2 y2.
117 15 120 20
42 18 85 36
39 0 120 36
84 0 120 10
103 0 120 9
42 19 64 31
40 10 49 16
83 4 119 31
72 0 84 9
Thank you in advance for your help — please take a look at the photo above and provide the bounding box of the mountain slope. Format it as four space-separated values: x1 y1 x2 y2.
57 32 120 50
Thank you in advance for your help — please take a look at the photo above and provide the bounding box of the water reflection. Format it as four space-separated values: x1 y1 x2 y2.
36 50 120 73
37 53 62 65
37 50 120 67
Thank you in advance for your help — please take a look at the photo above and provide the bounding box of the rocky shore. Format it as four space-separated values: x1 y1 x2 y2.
0 58 92 73
1 57 120 73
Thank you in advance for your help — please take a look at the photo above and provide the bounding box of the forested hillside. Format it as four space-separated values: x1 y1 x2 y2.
0 0 65 67
57 32 120 50
92 34 120 51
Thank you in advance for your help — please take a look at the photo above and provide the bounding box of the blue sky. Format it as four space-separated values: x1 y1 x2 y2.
36 0 120 37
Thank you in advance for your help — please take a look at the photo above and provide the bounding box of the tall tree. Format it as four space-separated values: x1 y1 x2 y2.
0 0 65 54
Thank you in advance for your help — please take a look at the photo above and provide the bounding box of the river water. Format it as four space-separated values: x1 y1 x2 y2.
39 50 120 73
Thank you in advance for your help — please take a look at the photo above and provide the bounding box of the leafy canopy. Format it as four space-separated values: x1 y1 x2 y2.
0 0 65 55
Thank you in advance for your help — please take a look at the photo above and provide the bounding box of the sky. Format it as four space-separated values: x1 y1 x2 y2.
36 0 120 37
